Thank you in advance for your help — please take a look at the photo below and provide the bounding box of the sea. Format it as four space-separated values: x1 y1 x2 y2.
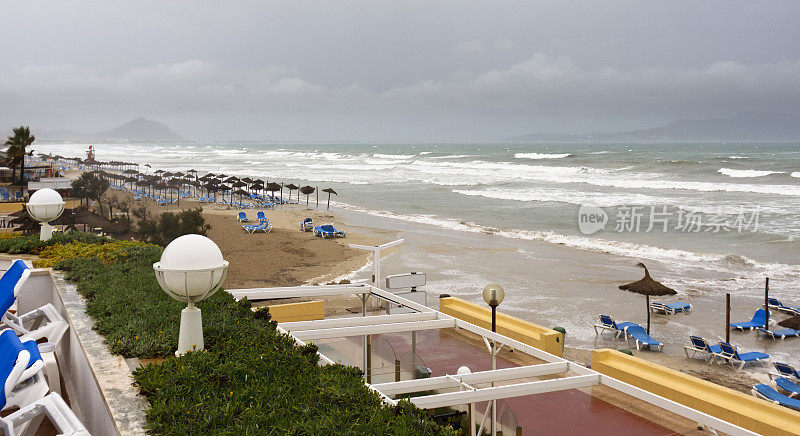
33 141 800 361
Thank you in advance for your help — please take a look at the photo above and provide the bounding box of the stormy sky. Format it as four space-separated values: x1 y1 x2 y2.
1 1 799 141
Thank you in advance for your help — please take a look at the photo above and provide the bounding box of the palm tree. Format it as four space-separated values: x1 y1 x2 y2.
5 126 35 185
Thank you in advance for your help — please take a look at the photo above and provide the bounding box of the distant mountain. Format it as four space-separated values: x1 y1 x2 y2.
12 117 183 143
96 117 183 142
509 113 800 142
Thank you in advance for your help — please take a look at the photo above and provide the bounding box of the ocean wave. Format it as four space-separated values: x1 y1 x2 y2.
373 153 415 159
453 187 671 207
791 172 800 178
728 156 748 159
718 168 784 178
428 154 472 159
331 201 800 277
514 152 572 159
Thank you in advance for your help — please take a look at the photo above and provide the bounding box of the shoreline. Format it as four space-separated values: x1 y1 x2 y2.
53 160 789 394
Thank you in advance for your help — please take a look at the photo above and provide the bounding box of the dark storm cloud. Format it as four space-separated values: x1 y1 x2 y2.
1 1 799 140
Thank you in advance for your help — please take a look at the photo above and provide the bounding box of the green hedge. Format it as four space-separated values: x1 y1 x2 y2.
4 233 452 434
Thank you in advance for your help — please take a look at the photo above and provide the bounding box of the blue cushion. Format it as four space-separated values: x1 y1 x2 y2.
776 377 800 396
21 340 41 368
754 384 800 411
0 260 29 314
0 330 25 408
738 351 769 361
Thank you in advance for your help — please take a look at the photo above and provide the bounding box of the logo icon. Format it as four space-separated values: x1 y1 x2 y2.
578 204 608 235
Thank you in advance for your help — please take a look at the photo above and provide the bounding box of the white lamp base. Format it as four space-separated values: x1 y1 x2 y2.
40 223 53 241
176 305 204 356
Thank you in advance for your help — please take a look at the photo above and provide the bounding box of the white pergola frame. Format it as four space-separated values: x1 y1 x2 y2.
228 284 756 436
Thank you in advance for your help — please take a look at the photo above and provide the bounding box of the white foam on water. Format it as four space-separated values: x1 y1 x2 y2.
373 153 415 159
453 187 672 207
791 172 800 178
728 156 748 159
718 168 784 178
331 201 800 284
514 152 572 159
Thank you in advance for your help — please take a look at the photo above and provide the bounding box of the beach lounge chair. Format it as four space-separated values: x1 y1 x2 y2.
770 362 800 381
624 324 663 351
683 335 723 364
257 211 267 221
313 224 345 238
717 341 769 371
752 384 800 411
0 330 88 435
729 309 769 331
593 314 638 338
243 220 271 234
755 327 800 340
768 298 800 315
300 218 314 231
650 301 692 314
775 377 800 398
237 212 249 222
1 260 69 345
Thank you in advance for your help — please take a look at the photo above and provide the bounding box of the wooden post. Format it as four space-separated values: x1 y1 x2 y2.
765 277 770 329
646 294 651 335
316 187 319 209
726 293 730 343
395 359 400 382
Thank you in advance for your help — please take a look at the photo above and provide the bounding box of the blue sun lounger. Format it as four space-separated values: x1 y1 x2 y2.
775 377 800 398
717 341 769 371
257 211 267 221
313 224 345 238
300 218 314 231
624 324 663 351
237 212 249 222
593 314 637 338
683 335 723 364
755 327 800 340
650 301 692 314
771 362 800 381
752 384 800 411
729 309 769 331
768 298 800 315
243 220 271 233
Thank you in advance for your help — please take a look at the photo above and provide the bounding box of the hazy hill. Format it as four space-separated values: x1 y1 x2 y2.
9 117 183 143
510 113 800 142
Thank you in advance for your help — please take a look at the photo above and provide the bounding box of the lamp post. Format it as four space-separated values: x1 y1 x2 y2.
25 188 65 241
482 283 504 436
153 235 228 356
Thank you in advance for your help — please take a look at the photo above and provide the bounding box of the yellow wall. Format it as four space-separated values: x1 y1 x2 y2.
0 199 80 214
261 300 324 323
591 349 800 435
439 297 563 357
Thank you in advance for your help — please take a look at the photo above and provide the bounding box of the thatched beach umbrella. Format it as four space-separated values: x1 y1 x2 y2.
618 262 676 334
322 188 337 210
300 185 315 205
778 315 800 330
285 184 298 202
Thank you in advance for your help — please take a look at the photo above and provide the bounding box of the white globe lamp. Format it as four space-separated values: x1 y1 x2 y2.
153 234 228 356
25 188 65 241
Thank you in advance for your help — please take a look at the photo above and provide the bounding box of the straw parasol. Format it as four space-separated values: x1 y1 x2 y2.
619 262 676 334
322 188 337 210
300 186 315 205
778 315 800 330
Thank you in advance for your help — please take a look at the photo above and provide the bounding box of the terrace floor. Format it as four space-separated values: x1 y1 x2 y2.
317 322 708 435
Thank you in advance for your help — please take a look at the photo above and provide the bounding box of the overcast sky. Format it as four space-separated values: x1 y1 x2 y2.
1 1 799 141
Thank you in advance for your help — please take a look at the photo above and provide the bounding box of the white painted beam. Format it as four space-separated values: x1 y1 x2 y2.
409 374 600 409
281 312 438 332
227 284 370 301
294 318 457 341
372 362 570 395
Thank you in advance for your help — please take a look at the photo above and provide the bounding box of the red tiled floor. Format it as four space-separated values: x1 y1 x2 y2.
368 330 675 435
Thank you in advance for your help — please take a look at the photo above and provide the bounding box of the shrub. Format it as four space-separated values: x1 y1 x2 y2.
33 240 156 268
26 237 453 434
137 208 211 246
